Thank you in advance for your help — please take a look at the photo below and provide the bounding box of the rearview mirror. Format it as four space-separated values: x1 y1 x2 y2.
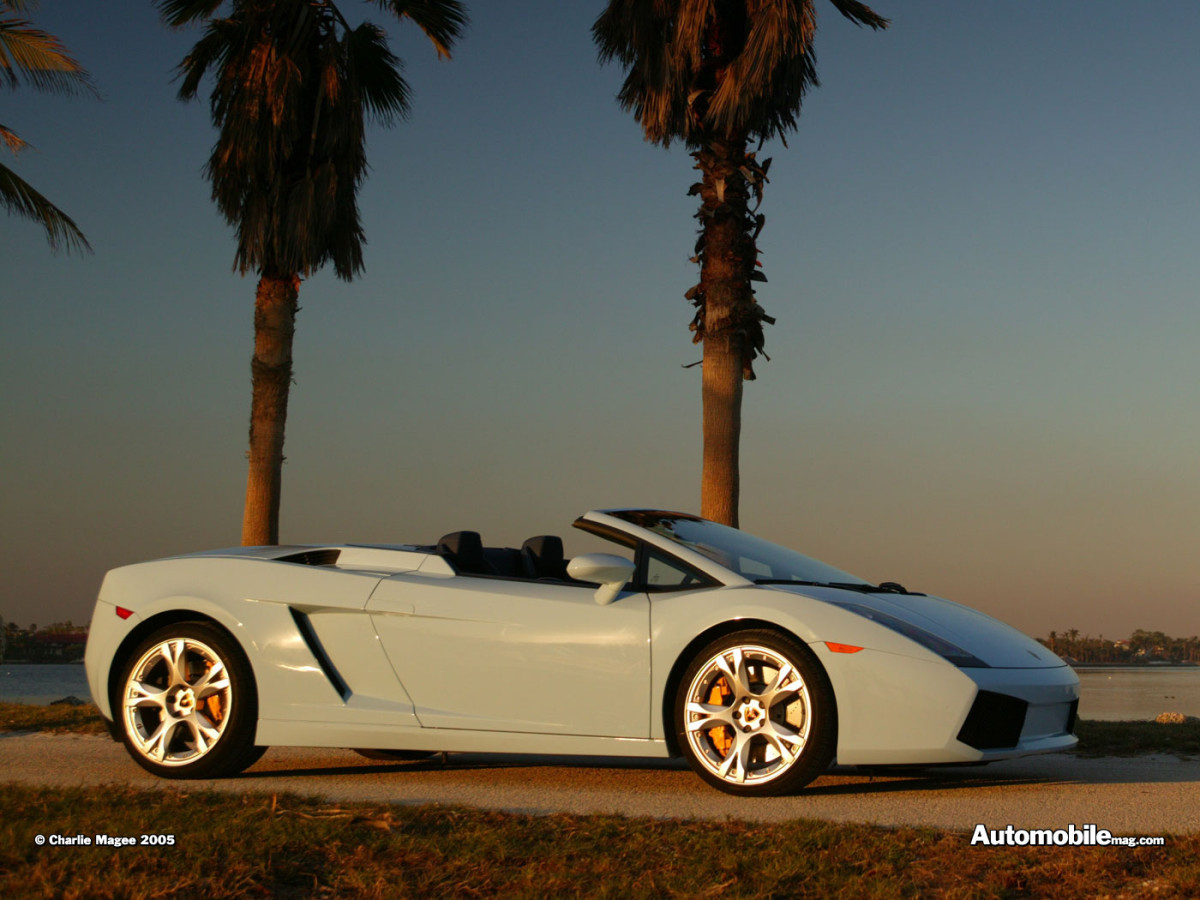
566 553 636 606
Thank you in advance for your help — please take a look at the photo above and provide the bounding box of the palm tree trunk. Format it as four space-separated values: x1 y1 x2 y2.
242 273 300 546
697 134 752 528
701 329 743 527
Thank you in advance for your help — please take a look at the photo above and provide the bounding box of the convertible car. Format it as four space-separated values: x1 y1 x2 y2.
84 509 1079 796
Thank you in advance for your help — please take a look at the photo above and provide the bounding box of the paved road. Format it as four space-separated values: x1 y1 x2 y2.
4 732 1198 834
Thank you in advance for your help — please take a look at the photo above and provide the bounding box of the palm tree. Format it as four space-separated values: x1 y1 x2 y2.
594 0 886 526
1 0 95 252
157 0 466 545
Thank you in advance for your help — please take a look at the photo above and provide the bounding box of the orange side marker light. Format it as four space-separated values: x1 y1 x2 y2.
825 642 863 654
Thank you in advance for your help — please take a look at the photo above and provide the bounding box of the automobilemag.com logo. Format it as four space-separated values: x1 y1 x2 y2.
971 824 1166 848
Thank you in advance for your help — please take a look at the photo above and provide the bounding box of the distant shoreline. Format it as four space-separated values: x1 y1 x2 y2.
0 660 85 666
1071 661 1199 669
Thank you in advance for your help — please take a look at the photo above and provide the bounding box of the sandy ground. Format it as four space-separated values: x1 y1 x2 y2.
3 732 1198 835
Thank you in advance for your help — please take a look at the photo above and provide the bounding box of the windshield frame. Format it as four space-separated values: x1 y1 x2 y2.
581 509 871 588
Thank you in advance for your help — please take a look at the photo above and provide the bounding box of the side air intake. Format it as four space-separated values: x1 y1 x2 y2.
289 608 349 700
278 548 341 567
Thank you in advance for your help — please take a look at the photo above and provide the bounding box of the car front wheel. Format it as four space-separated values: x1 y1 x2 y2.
116 622 264 779
675 630 836 796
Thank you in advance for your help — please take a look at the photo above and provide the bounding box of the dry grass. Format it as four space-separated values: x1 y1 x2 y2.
1073 719 1200 758
0 702 107 735
1 785 1196 899
2 705 1196 897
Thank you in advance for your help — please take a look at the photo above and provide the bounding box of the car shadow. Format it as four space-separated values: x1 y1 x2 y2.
238 749 1200 790
239 751 691 780
806 768 1055 796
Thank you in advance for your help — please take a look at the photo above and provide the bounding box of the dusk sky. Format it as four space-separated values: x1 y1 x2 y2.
3 1 1197 641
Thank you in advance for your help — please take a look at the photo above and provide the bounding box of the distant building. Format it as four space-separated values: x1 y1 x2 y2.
32 631 88 662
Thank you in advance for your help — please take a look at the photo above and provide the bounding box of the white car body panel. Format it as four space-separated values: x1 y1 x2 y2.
85 508 1079 779
366 575 651 736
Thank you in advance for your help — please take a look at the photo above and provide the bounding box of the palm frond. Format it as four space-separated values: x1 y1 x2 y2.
597 1 680 80
345 22 410 125
595 0 886 146
175 19 233 101
0 158 91 253
172 0 463 280
1 121 28 153
669 0 714 74
190 1 365 279
369 0 467 59
594 0 694 146
154 0 225 30
828 0 888 29
706 0 819 140
0 7 97 95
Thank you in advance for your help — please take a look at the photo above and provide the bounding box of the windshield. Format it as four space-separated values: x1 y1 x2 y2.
608 511 870 585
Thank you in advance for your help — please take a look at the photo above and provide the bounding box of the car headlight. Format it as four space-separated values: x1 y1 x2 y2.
838 602 989 668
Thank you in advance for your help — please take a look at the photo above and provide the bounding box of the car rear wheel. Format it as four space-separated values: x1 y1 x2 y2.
675 630 836 796
116 622 264 779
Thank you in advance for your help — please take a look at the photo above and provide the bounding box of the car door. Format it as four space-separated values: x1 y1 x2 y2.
366 573 651 737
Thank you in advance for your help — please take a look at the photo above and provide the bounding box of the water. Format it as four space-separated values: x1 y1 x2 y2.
0 664 91 705
1075 667 1200 721
1 662 1197 720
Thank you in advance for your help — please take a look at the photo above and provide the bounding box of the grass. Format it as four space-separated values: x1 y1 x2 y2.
3 704 1197 897
1 784 1196 899
0 702 107 735
1073 719 1200 759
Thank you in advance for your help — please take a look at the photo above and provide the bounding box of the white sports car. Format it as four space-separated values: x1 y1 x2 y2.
84 509 1079 796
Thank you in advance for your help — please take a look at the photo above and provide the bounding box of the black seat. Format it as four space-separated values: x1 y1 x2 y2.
483 547 523 578
436 531 493 575
521 535 567 580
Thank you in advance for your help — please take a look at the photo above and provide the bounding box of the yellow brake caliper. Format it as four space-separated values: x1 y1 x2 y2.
203 660 224 723
708 677 733 757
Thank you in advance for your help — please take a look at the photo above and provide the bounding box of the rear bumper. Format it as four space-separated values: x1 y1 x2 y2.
83 598 133 721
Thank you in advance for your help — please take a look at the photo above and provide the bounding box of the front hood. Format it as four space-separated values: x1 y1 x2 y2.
769 584 1064 669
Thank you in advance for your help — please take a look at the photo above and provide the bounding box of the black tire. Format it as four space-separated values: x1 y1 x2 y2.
675 629 836 796
114 621 265 779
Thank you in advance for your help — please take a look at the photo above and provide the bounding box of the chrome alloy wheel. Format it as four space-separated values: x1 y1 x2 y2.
122 637 232 767
683 643 812 788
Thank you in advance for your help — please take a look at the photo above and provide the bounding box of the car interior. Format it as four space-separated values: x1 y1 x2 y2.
435 531 573 581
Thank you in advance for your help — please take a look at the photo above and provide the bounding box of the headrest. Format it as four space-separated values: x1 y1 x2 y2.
437 530 484 564
521 535 564 565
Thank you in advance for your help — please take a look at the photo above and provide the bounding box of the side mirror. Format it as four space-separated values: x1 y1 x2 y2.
566 553 636 606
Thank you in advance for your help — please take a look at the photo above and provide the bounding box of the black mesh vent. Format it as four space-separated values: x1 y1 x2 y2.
957 690 1028 751
278 548 341 567
1066 698 1079 735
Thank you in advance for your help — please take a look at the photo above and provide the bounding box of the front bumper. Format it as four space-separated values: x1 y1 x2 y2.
816 643 1080 766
